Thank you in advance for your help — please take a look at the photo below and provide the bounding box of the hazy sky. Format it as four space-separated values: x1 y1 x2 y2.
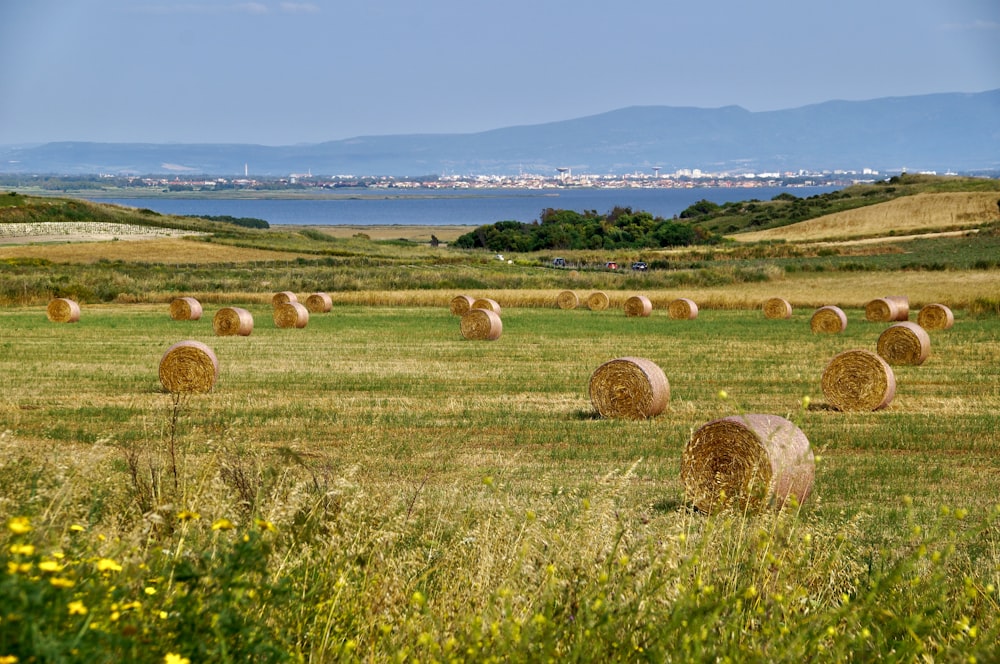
2 0 998 145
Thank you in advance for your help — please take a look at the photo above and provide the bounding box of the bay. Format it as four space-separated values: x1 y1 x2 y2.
87 186 840 226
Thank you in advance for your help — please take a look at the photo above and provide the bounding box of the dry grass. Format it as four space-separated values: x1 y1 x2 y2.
0 237 313 264
292 224 473 243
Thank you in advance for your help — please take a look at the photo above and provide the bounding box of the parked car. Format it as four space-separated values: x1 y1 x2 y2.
552 257 567 267
605 261 619 270
631 261 648 271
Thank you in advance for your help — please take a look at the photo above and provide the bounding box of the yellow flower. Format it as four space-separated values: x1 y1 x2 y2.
717 390 728 400
211 518 235 531
176 510 200 522
69 524 85 532
8 544 35 556
254 518 276 532
96 558 123 573
50 577 75 589
38 560 64 573
144 586 157 596
7 562 31 574
164 653 191 664
7 517 31 535
0 655 19 664
68 600 88 616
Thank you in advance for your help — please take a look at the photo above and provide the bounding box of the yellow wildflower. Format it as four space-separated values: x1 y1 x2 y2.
96 558 123 573
50 577 75 589
0 655 18 664
38 560 64 573
254 518 277 532
176 510 200 522
211 519 235 531
9 544 35 556
68 600 88 616
7 517 31 535
144 586 157 596
69 524 85 532
164 653 191 664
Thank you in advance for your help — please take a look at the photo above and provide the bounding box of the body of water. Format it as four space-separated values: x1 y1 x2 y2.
88 186 840 226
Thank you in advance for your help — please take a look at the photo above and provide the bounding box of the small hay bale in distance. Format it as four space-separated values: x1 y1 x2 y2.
810 305 847 334
169 297 203 321
274 302 310 329
46 298 80 323
460 308 502 340
821 348 896 412
681 414 815 514
213 307 254 337
472 297 501 315
272 291 298 307
623 295 652 318
305 292 333 313
556 290 579 310
158 340 219 394
865 296 909 322
450 294 475 316
667 298 698 320
588 356 670 419
763 297 793 320
917 303 954 331
587 291 610 311
877 321 931 366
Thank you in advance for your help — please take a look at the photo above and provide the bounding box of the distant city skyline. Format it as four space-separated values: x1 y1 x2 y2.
1 0 998 146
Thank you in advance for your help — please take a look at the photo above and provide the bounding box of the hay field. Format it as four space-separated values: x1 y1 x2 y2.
0 237 314 264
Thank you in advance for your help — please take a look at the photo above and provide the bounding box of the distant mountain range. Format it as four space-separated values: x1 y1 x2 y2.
2 90 998 177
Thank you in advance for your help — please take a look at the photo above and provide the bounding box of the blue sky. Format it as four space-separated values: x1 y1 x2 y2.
1 0 998 145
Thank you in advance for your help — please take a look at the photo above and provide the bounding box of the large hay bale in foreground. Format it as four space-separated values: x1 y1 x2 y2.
472 298 502 315
624 295 652 318
917 303 954 331
821 349 896 412
865 296 909 322
667 298 698 320
213 307 254 337
556 290 579 310
460 308 503 340
169 297 203 321
877 321 931 366
46 298 80 323
158 340 219 394
305 292 333 313
810 306 847 334
681 414 815 514
588 356 669 419
763 297 793 320
587 291 610 311
450 295 475 316
272 291 298 307
274 302 310 329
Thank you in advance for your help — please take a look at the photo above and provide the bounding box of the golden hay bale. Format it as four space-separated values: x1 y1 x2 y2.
588 356 669 419
681 414 815 514
917 303 955 331
667 298 698 320
623 295 653 317
472 298 501 315
821 349 896 412
169 297 203 321
810 305 847 334
877 321 931 366
46 298 80 323
865 295 909 322
460 308 503 340
272 291 298 307
763 297 792 319
886 295 910 320
587 291 610 311
274 302 310 329
213 307 254 337
158 340 219 394
305 292 333 313
556 290 579 310
450 294 476 316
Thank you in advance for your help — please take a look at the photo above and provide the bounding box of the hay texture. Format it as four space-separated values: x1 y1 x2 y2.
877 321 931 366
810 305 847 334
763 297 793 320
158 340 219 394
624 295 653 318
450 295 475 316
274 302 310 329
588 356 669 419
472 298 501 315
667 298 698 320
46 298 80 323
213 307 254 337
587 291 610 311
865 296 909 322
272 291 298 307
305 292 333 313
821 349 896 412
169 297 203 321
917 303 954 331
460 308 503 341
556 290 579 310
681 414 815 514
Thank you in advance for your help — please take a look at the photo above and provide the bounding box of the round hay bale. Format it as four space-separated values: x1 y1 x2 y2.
460 308 503 340
169 297 203 321
587 291 610 311
158 340 219 394
556 290 579 310
681 414 815 514
305 292 333 313
588 356 669 419
917 303 954 331
810 305 847 334
46 298 80 323
472 298 501 315
886 296 909 320
272 291 298 307
877 321 931 366
821 349 896 412
865 297 900 323
667 298 698 320
623 295 652 318
763 297 793 320
213 307 254 337
450 294 476 316
274 301 309 329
